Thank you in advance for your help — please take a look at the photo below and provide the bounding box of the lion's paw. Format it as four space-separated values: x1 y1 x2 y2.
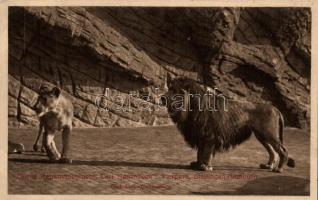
41 146 46 152
260 163 274 170
33 144 39 152
48 156 60 163
60 157 73 164
49 155 59 160
56 153 61 159
272 167 283 173
190 161 212 171
47 152 60 162
199 164 213 171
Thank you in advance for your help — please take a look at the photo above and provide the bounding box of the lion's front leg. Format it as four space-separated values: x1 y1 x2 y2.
190 146 203 169
44 131 60 161
60 125 72 164
41 132 46 152
51 139 61 159
33 121 43 152
191 143 213 171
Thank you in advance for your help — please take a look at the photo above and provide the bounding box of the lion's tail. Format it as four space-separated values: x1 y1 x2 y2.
287 157 296 168
278 110 296 168
278 110 284 145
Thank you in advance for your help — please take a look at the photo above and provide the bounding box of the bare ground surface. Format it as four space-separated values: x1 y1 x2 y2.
8 126 310 195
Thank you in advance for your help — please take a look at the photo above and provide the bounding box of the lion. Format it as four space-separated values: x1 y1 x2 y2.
32 86 73 163
163 77 295 173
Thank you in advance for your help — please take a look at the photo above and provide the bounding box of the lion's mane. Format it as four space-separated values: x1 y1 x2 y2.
167 79 253 155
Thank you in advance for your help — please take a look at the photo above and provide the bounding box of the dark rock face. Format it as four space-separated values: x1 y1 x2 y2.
8 7 310 128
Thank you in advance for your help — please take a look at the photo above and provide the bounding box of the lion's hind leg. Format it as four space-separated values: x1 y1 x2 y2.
269 142 288 173
254 132 277 170
60 125 72 164
256 133 289 173
260 138 288 173
259 142 276 170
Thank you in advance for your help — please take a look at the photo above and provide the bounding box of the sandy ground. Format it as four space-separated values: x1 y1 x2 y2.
8 126 310 195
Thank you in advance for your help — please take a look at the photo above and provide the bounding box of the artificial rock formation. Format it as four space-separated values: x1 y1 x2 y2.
8 7 310 128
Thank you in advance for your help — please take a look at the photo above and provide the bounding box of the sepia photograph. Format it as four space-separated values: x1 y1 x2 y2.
5 4 314 197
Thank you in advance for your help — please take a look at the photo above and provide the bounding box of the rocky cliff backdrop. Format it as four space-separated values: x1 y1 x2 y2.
8 7 311 128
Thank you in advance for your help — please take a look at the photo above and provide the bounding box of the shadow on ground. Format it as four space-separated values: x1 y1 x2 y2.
10 157 265 172
192 176 310 195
